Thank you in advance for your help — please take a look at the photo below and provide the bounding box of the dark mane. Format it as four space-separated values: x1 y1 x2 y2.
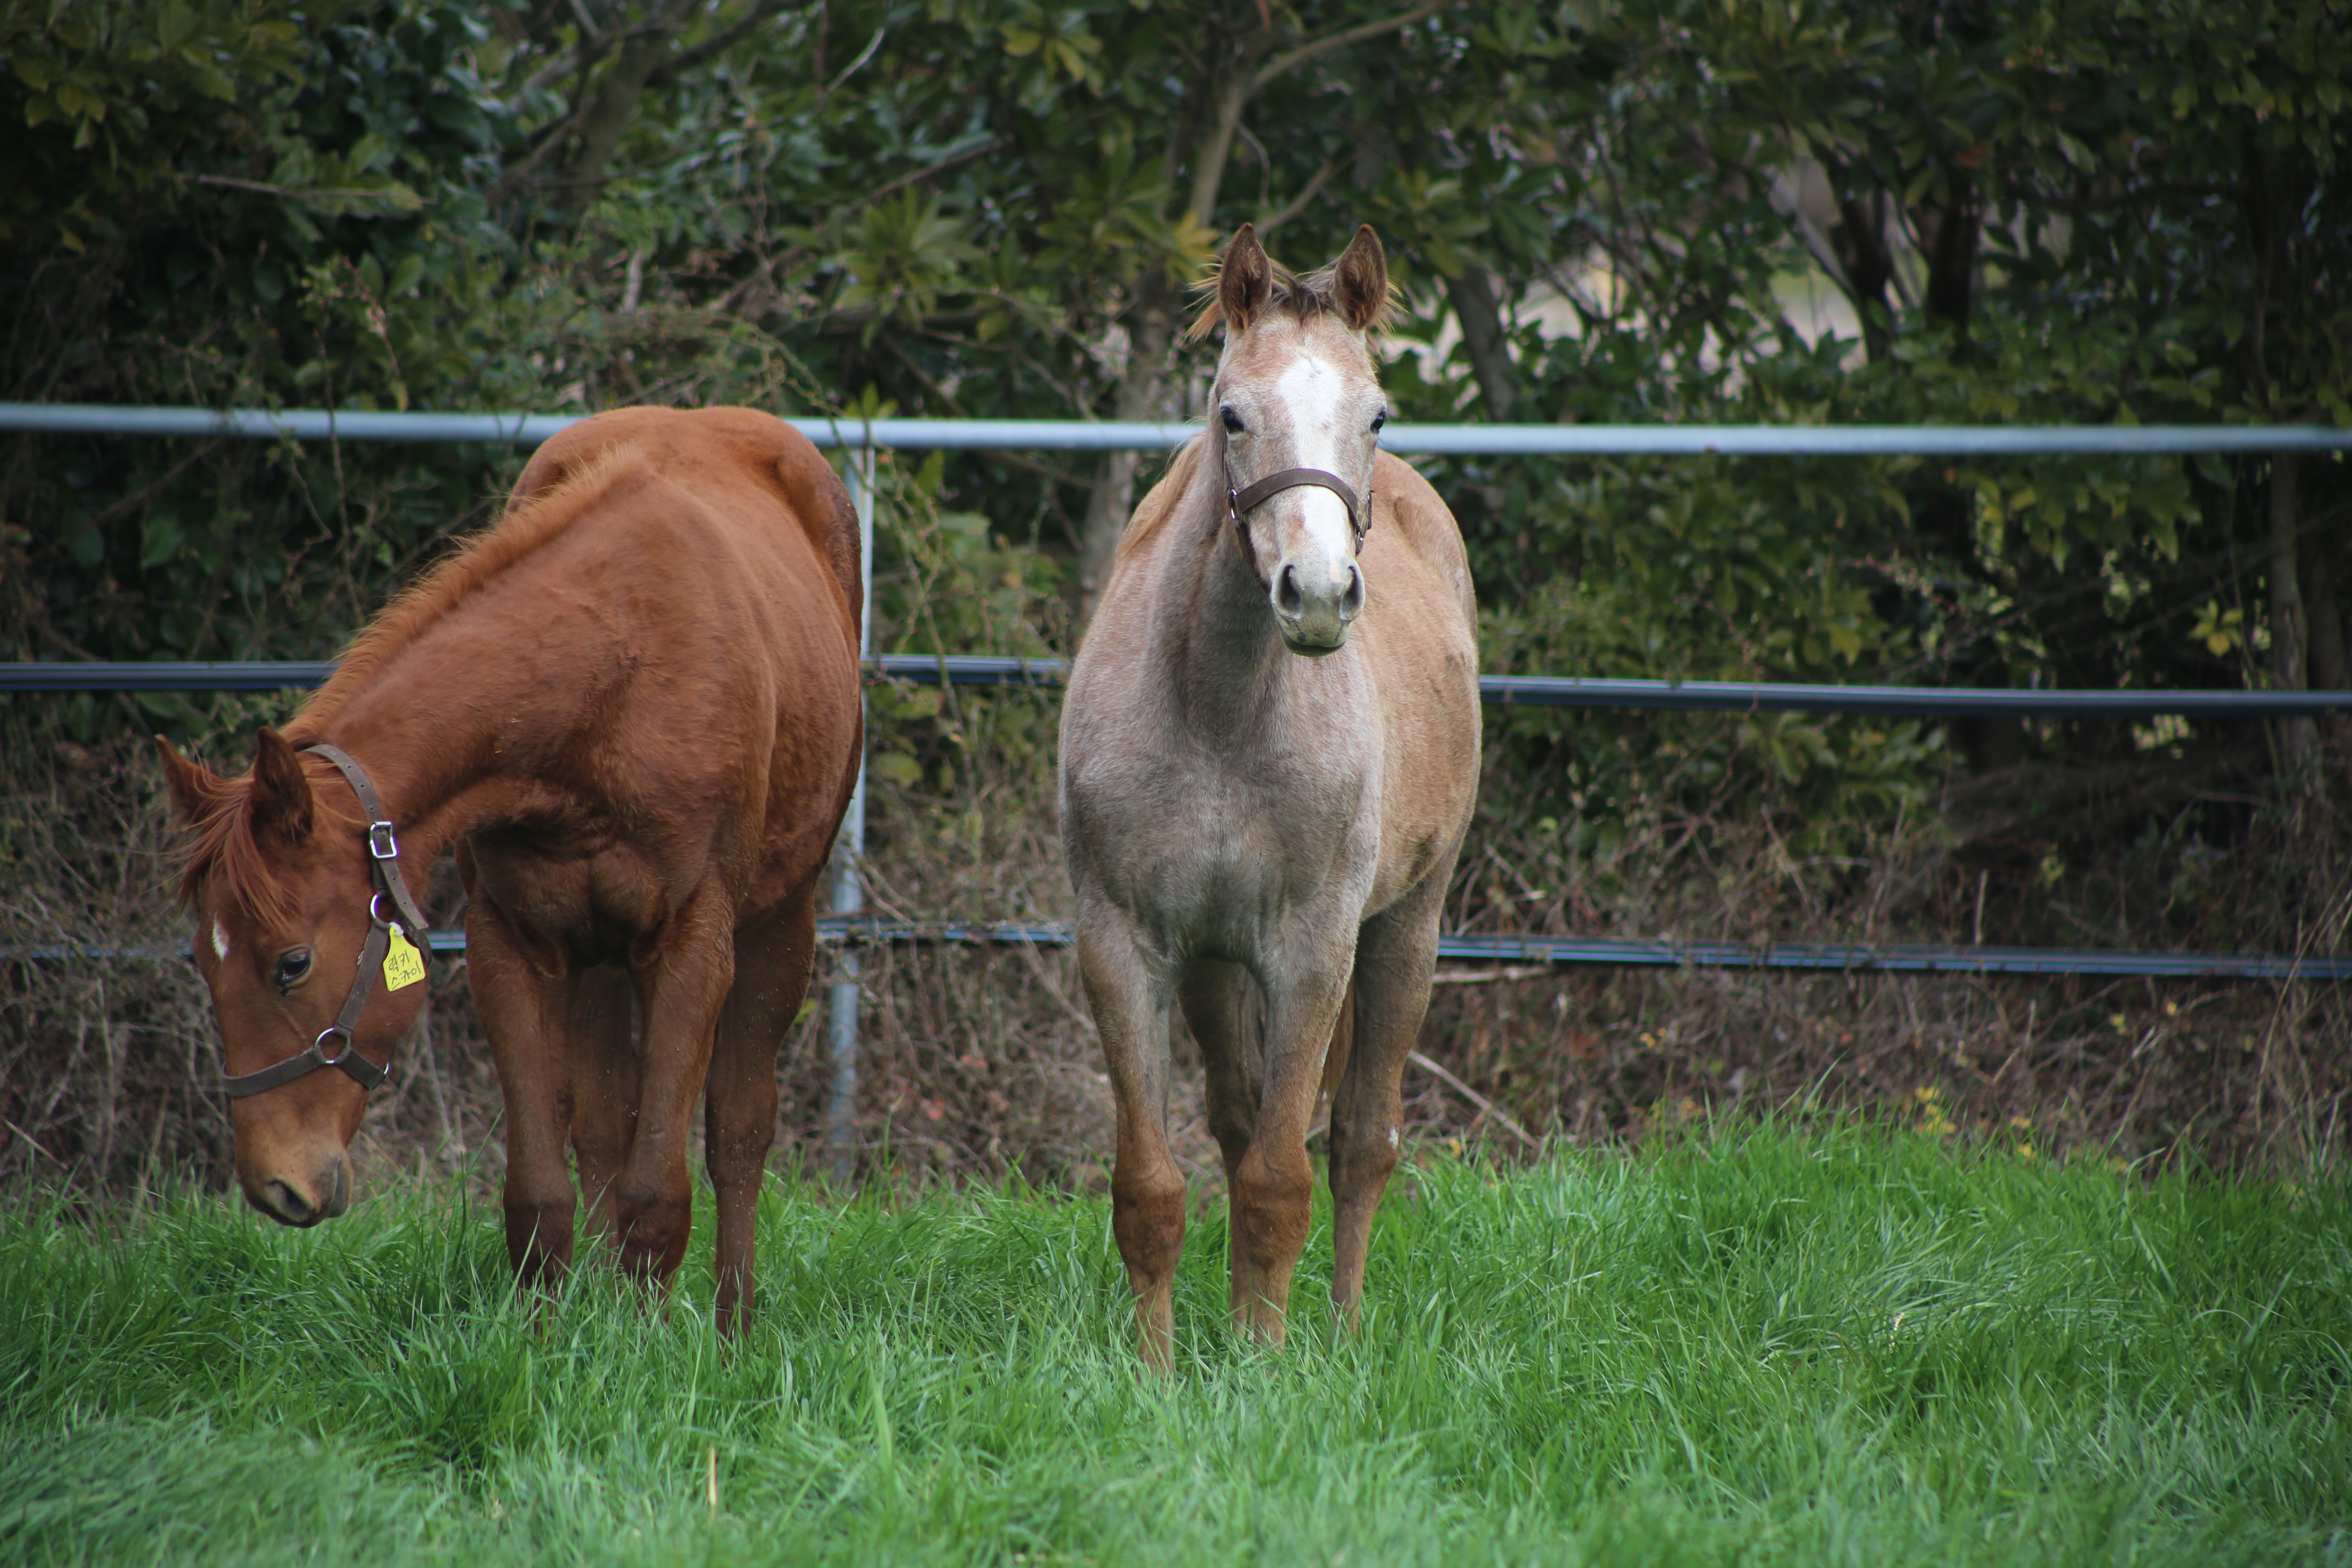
1184 256 1403 342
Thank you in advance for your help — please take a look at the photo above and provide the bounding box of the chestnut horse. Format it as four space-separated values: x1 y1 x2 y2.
159 406 863 1332
1058 225 1481 1369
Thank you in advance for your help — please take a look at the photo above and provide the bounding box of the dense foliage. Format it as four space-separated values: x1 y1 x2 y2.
4 0 2344 820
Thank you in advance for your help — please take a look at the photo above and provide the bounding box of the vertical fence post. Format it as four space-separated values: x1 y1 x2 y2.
826 439 875 1187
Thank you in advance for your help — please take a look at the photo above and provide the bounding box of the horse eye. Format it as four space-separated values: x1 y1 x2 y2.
1220 406 1245 434
274 949 312 990
1370 409 1388 433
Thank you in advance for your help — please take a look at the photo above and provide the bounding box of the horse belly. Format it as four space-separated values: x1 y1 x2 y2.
469 832 673 970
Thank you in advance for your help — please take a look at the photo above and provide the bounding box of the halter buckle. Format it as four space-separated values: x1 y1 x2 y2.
368 821 399 861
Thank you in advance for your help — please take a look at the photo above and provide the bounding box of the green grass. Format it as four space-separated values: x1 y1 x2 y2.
3 1126 2350 1566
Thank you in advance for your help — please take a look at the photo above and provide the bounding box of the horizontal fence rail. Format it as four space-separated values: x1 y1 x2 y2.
9 658 2352 717
8 921 2349 982
3 402 2349 456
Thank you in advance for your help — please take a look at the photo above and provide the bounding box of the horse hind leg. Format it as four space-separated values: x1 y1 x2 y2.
1327 884 1446 1328
614 885 739 1293
704 897 812 1335
1180 961 1270 1326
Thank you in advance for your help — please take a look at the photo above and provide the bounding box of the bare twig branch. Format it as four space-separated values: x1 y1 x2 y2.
646 0 801 89
1247 0 1453 93
1256 159 1335 234
1407 1050 1541 1149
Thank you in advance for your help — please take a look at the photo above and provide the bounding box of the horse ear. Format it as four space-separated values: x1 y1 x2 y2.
1219 224 1273 334
156 735 225 827
248 728 314 843
1332 225 1390 332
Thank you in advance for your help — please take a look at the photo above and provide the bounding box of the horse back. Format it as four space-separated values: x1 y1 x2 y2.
512 406 862 633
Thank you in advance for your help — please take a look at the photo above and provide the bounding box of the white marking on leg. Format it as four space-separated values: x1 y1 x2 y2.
211 918 232 962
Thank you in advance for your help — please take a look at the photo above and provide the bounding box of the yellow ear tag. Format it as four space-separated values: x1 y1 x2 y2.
383 923 427 991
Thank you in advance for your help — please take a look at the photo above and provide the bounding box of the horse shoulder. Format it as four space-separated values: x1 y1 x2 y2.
1370 452 1475 626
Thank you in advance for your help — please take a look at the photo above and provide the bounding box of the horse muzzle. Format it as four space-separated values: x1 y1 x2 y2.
243 1154 351 1227
1273 558 1364 654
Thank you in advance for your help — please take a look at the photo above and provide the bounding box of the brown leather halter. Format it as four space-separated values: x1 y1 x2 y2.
1227 466 1371 552
219 744 433 1099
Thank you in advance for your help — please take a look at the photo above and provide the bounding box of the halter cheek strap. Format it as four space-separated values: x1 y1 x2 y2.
218 745 432 1100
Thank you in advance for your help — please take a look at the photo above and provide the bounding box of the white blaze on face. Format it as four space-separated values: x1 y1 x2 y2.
211 917 232 963
1273 352 1361 589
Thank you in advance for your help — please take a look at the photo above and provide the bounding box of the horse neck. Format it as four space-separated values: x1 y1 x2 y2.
1150 435 1298 744
288 621 578 860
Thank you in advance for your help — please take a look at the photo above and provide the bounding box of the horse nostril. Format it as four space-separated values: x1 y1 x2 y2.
262 1178 318 1227
1341 564 1365 619
1276 564 1305 617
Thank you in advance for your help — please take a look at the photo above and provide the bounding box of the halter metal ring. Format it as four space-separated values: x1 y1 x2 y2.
370 891 394 925
314 1024 355 1064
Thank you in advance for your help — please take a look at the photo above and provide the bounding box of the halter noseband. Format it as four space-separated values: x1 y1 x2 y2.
1226 466 1372 551
219 744 432 1099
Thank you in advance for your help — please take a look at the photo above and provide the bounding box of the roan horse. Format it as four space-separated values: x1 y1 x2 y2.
1059 225 1481 1368
158 406 863 1332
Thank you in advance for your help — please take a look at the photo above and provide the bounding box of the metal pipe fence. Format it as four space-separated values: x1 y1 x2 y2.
7 403 2349 1165
11 657 2352 718
12 920 2352 982
5 401 2351 455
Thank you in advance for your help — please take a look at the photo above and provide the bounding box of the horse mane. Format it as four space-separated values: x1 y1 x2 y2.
179 447 637 923
291 445 637 737
1110 435 1210 567
1183 256 1403 343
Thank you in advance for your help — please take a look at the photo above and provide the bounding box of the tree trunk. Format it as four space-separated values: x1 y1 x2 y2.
1827 177 1895 363
2270 452 2316 780
1446 265 1515 419
566 0 695 189
1073 33 1262 638
2303 515 2350 779
1075 276 1176 627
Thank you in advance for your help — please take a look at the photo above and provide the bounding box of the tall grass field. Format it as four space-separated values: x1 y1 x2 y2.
3 1126 2348 1566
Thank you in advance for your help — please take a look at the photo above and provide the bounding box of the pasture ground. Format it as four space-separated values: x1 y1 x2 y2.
2 1124 2348 1566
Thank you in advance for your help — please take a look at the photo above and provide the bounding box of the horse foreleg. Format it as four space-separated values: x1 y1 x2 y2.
1328 879 1446 1327
1181 961 1276 1325
1180 960 1265 1183
617 886 736 1292
1232 935 1356 1348
567 964 640 1249
466 896 580 1297
1080 917 1185 1372
705 896 812 1335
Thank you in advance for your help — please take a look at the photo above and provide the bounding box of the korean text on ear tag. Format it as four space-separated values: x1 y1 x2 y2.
383 922 427 991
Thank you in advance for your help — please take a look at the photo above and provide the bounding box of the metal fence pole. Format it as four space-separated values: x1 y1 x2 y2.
826 440 875 1187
